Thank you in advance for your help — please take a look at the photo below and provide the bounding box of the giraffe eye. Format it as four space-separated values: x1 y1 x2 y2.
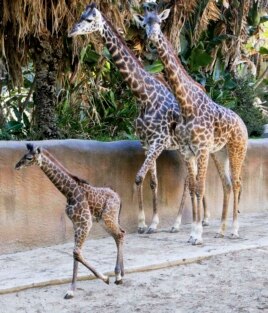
26 156 33 160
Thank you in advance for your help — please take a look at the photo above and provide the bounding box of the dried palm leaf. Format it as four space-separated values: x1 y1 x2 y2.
193 0 222 43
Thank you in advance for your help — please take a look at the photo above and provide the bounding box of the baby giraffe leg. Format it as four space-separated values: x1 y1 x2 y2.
114 235 125 284
64 259 79 299
74 245 110 284
101 207 125 285
64 218 109 299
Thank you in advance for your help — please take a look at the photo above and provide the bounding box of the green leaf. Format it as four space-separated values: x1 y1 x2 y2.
5 121 23 132
81 47 100 64
189 46 212 71
144 60 164 74
260 16 268 24
23 113 30 128
212 58 224 81
259 47 268 55
224 78 237 90
102 47 111 59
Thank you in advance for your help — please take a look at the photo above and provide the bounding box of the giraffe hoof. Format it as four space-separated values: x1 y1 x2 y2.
104 276 110 285
146 227 157 234
192 238 203 246
115 279 123 285
202 220 210 227
138 227 147 234
170 227 179 233
64 290 74 299
229 233 239 239
215 233 224 238
187 236 194 244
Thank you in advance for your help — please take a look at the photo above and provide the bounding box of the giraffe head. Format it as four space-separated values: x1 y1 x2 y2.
68 3 104 37
133 8 170 44
15 144 42 170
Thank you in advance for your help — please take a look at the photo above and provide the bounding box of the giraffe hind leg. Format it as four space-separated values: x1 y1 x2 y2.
170 174 188 233
228 144 246 239
101 205 125 285
170 174 209 233
211 151 232 238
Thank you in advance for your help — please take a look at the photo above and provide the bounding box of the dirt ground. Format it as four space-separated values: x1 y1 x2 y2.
0 247 267 313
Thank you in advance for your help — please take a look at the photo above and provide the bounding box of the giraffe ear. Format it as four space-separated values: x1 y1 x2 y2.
133 14 145 28
158 9 170 21
26 143 34 152
35 147 42 154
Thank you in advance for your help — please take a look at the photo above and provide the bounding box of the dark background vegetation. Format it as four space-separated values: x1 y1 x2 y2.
0 0 268 140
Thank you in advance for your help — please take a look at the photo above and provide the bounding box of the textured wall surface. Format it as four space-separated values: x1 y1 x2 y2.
0 139 267 254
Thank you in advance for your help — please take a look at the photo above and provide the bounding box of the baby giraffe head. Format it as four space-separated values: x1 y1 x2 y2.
68 2 104 37
133 7 170 44
15 144 42 170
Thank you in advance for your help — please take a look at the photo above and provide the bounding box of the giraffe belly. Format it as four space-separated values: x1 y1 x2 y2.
209 132 229 153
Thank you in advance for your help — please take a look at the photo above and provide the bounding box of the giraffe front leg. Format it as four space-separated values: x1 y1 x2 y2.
202 196 210 226
146 160 159 234
191 151 209 245
64 259 78 299
136 145 163 234
185 159 197 244
136 178 147 234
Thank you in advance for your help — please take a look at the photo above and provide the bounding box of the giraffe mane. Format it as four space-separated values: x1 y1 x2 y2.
162 34 206 92
103 15 173 91
42 149 89 185
70 174 90 185
103 16 144 68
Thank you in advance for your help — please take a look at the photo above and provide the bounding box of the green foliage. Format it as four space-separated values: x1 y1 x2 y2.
57 45 138 140
0 67 34 140
208 74 267 136
176 17 268 138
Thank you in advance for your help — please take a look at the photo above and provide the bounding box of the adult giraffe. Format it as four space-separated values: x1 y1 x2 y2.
68 3 205 236
134 8 248 244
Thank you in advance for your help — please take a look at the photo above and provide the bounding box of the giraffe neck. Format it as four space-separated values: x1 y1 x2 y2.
38 149 79 197
155 33 205 118
100 16 153 104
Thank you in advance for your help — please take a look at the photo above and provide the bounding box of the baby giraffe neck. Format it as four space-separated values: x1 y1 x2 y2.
39 150 79 198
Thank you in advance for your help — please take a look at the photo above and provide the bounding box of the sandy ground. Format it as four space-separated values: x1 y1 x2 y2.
0 247 267 313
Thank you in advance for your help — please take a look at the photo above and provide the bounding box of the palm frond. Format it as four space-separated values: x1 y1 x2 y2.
193 0 222 43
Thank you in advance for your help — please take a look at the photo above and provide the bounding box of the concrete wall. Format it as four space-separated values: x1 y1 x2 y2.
0 139 267 254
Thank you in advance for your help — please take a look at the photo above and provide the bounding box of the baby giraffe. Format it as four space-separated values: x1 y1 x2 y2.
15 144 125 299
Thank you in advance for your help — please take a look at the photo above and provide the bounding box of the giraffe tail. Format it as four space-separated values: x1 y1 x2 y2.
238 176 242 213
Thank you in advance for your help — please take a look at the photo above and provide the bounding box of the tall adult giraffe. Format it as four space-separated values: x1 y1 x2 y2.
69 3 200 235
134 8 248 244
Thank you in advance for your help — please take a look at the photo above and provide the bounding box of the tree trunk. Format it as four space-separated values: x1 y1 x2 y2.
31 34 62 139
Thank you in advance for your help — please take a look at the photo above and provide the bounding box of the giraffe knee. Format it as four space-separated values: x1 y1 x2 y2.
232 179 241 191
150 180 157 190
135 175 143 186
73 248 82 261
225 181 232 194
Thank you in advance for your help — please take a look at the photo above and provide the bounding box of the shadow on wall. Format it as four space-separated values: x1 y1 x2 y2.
0 139 267 254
